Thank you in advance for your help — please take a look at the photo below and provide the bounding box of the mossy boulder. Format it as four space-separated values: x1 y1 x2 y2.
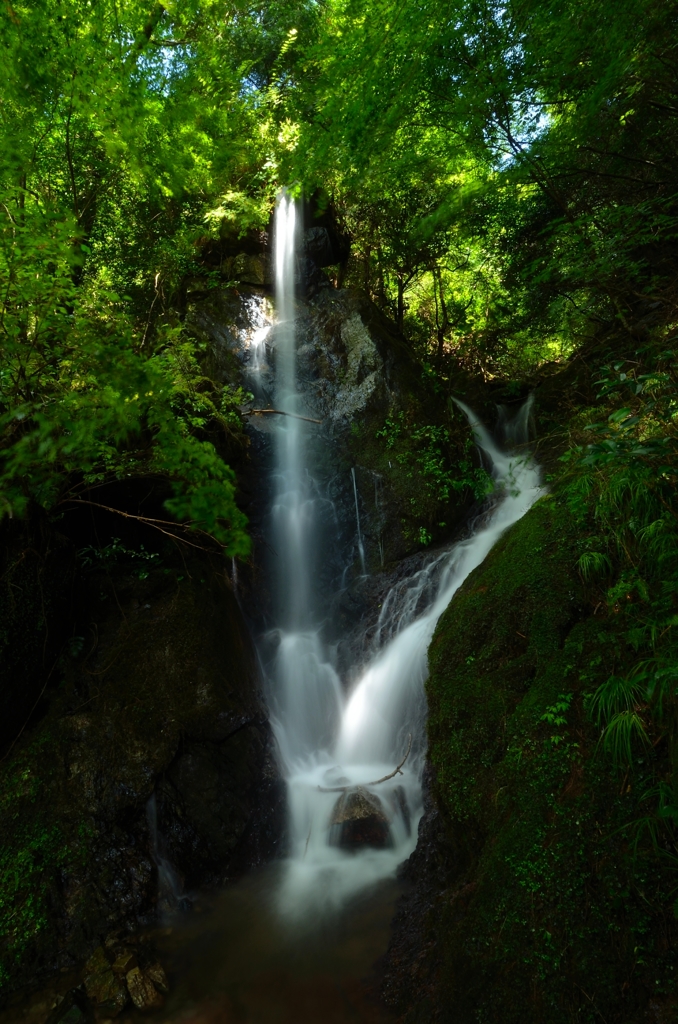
386 494 678 1024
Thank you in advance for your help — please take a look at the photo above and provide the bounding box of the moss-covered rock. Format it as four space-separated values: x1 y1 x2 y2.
386 494 678 1024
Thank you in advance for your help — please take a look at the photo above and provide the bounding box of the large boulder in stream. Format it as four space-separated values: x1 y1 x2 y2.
329 787 392 851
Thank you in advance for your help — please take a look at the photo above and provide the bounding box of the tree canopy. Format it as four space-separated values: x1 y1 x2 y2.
1 0 677 541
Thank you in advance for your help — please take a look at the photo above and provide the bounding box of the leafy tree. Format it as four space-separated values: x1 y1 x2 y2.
0 0 286 552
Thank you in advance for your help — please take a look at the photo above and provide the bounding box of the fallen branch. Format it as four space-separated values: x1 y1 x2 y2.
368 734 413 784
244 408 323 425
318 734 412 792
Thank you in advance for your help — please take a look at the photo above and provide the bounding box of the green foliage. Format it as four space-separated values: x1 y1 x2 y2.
376 410 492 509
540 692 573 745
561 348 678 778
426 496 678 1021
0 235 250 551
79 538 161 581
278 0 678 380
0 0 288 551
0 735 90 988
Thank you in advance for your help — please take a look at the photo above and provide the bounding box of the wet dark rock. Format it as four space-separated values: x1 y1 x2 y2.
189 284 479 657
382 775 462 1024
110 950 136 976
125 967 163 1012
144 963 168 995
323 767 350 787
0 544 284 997
388 786 411 837
83 942 127 1015
303 225 338 266
329 787 392 851
0 511 77 757
45 992 89 1024
54 1008 86 1024
156 726 279 889
85 969 127 1018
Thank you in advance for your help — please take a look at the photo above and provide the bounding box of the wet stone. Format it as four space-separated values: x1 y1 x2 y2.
56 1008 85 1024
104 931 123 950
84 967 127 1017
329 787 392 851
322 766 350 787
389 785 411 836
125 967 164 1011
84 946 109 977
80 944 129 1016
145 963 169 994
111 950 137 976
45 993 87 1024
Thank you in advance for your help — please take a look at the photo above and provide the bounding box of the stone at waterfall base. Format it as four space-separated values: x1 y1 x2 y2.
329 787 392 851
126 967 165 1011
84 947 128 1017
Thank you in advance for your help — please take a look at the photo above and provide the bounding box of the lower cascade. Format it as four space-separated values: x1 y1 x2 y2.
264 195 544 914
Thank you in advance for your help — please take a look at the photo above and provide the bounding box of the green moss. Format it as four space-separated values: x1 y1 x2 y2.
427 495 678 1023
0 733 93 988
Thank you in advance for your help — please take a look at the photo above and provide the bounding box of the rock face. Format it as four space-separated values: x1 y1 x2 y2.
0 513 77 757
0 536 283 995
329 787 392 851
187 283 483 682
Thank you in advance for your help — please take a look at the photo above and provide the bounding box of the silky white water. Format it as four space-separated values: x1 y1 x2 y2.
265 196 544 915
351 467 366 574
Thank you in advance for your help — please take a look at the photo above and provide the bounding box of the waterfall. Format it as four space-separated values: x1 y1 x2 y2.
265 195 543 914
351 467 366 574
146 794 184 914
267 193 343 772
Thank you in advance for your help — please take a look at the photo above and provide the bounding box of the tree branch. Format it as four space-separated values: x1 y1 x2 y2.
318 734 412 792
244 408 323 424
126 2 166 65
59 498 219 552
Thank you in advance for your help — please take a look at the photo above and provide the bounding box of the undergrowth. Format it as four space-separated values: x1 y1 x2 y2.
562 344 678 858
0 734 90 989
376 406 491 545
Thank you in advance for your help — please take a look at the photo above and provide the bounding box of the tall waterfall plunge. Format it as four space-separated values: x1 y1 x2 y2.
265 196 544 914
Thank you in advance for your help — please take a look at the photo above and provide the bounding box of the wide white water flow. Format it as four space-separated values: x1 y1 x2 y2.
266 197 544 915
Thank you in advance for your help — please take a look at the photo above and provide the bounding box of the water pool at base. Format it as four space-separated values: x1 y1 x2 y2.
122 866 401 1024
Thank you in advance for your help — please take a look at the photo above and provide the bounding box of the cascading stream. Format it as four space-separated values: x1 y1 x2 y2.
265 196 544 915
